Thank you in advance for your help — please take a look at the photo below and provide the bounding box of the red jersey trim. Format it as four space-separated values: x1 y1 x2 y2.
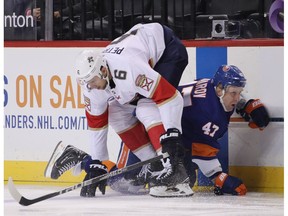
85 109 108 129
151 77 177 105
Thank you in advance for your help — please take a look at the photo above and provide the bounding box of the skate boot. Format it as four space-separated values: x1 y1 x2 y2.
148 128 194 197
44 141 89 179
128 163 152 185
148 158 194 197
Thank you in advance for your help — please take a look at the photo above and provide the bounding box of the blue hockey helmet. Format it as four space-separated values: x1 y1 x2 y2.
212 65 246 89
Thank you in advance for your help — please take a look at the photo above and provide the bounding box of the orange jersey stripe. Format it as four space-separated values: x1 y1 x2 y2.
85 109 108 129
117 144 130 169
192 143 219 158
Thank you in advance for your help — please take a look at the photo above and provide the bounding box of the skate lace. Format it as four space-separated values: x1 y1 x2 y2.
150 158 173 180
137 164 151 181
75 149 86 158
58 160 77 175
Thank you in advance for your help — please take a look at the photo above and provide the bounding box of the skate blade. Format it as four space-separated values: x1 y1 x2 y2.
44 141 66 179
149 184 194 198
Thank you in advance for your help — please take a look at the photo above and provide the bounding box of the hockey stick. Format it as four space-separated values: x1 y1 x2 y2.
8 152 169 206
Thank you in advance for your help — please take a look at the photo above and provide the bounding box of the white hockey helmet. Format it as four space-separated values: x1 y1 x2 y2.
75 50 107 87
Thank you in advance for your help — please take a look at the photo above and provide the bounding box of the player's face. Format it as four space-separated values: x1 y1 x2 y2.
86 67 109 90
87 76 107 90
222 86 243 111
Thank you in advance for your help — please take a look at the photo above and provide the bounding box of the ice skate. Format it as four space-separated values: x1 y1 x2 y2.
148 158 194 197
44 141 89 179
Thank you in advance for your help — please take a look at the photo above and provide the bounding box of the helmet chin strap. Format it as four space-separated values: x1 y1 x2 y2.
84 69 110 92
104 65 111 90
82 62 111 92
86 83 92 92
217 88 228 112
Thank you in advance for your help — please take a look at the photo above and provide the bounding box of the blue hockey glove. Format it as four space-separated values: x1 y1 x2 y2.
236 99 270 130
80 159 108 197
214 172 247 195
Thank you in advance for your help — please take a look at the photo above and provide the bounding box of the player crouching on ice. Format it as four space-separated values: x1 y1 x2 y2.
44 65 270 196
179 65 269 196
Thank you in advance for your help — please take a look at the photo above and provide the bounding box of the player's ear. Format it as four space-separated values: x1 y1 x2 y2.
101 66 107 77
215 84 223 97
104 66 112 79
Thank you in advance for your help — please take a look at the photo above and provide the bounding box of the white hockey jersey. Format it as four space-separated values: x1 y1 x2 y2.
84 23 184 160
103 22 166 104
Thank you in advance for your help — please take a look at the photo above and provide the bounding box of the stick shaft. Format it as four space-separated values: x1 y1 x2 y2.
9 153 168 206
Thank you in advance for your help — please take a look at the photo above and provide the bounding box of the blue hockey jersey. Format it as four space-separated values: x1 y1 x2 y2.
178 79 234 161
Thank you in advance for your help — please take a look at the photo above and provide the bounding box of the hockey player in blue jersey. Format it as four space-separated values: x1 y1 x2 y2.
45 65 269 196
178 65 269 195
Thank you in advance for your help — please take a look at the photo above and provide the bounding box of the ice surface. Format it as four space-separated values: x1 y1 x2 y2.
4 185 284 216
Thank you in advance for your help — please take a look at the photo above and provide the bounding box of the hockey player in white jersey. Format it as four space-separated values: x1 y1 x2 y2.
48 23 193 197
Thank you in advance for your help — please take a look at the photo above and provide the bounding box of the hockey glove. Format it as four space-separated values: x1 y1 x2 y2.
236 99 270 130
80 159 108 197
160 128 186 163
214 172 247 196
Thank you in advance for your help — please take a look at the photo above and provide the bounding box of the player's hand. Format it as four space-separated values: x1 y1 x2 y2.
80 160 108 197
236 99 270 130
214 172 247 195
